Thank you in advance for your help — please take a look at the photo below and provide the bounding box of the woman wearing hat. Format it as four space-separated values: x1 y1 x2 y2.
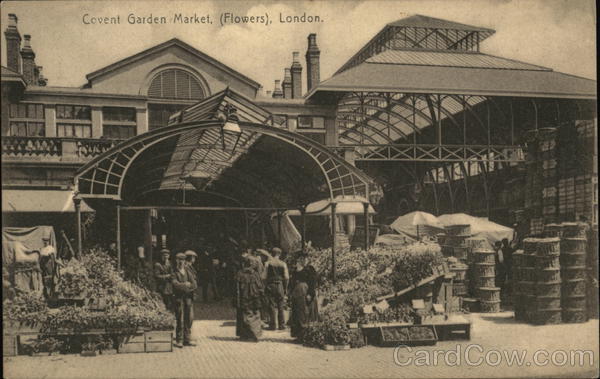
235 256 264 342
289 252 319 340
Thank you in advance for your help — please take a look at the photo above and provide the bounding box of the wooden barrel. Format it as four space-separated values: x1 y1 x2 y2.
523 238 539 254
535 268 561 282
543 223 563 238
536 238 560 256
474 262 495 277
560 238 587 253
521 267 536 282
561 222 588 238
479 300 501 313
445 224 471 237
535 255 560 270
561 279 586 296
561 266 587 281
473 250 496 264
534 308 562 325
520 281 536 296
562 295 586 309
535 295 561 309
535 281 562 297
562 308 587 323
467 238 488 250
475 275 496 288
476 287 501 302
560 252 587 267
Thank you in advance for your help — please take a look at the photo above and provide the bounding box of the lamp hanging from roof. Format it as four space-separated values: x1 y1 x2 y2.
218 103 242 152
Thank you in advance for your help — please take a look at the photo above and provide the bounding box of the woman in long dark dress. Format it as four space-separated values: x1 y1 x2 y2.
289 253 319 339
235 256 264 341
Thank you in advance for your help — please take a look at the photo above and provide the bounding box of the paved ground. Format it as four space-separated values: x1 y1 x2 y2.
4 299 599 379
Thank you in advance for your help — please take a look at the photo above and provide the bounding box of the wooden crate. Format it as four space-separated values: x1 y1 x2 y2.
145 331 173 353
117 333 145 354
3 335 18 357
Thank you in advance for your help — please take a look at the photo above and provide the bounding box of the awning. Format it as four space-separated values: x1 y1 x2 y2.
284 196 376 216
2 190 94 213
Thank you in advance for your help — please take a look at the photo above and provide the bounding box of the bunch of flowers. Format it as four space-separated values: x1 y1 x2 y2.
2 291 50 326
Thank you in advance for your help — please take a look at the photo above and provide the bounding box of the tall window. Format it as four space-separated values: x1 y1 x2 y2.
7 103 45 136
56 104 92 138
103 107 136 140
148 69 205 100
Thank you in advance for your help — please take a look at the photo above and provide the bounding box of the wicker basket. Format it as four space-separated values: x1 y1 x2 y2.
445 224 471 237
561 279 586 296
562 296 586 309
534 308 562 325
512 251 524 267
561 222 588 238
467 238 488 250
436 233 447 245
523 254 537 267
535 296 561 309
449 263 469 281
560 253 587 267
475 275 496 288
453 282 468 296
562 308 587 323
451 246 469 260
444 235 468 247
536 238 560 256
474 263 495 277
535 268 561 282
479 300 501 313
523 238 539 254
560 238 587 253
521 267 536 282
476 287 501 302
543 223 563 238
535 255 560 269
520 281 536 296
473 250 496 264
561 266 587 280
512 266 522 281
535 281 562 297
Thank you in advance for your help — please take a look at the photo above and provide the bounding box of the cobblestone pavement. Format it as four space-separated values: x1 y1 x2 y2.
4 300 599 379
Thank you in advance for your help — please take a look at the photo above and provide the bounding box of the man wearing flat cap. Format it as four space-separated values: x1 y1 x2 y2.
263 247 289 330
154 249 174 311
172 252 197 347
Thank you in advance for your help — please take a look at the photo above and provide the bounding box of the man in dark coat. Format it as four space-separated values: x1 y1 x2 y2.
289 253 319 339
263 247 289 330
198 246 219 302
236 256 264 342
154 249 173 311
172 253 197 347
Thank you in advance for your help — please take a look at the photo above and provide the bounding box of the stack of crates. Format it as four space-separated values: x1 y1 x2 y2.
520 238 539 322
441 225 471 261
560 222 588 323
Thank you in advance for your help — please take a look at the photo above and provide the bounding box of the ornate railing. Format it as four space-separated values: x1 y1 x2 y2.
1 136 123 163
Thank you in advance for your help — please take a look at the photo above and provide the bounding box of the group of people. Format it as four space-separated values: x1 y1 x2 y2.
153 241 320 347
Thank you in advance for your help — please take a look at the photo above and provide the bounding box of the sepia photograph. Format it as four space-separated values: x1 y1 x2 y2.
1 0 597 378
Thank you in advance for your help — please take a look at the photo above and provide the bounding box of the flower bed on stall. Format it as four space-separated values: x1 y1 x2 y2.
288 243 443 349
3 248 174 355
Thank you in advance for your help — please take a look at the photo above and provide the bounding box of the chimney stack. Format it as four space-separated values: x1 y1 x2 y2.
282 68 292 99
272 80 283 98
36 66 47 86
4 14 22 73
290 51 302 99
20 34 36 85
306 33 320 92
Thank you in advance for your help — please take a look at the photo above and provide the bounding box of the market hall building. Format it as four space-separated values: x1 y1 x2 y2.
1 13 597 261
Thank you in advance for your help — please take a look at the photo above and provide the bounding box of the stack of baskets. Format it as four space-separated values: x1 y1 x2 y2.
519 238 539 322
472 239 500 313
533 238 562 325
449 261 469 299
560 222 588 323
441 225 471 261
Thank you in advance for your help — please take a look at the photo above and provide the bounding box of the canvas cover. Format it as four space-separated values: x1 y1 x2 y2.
390 211 445 239
270 214 302 253
438 213 514 247
2 226 57 266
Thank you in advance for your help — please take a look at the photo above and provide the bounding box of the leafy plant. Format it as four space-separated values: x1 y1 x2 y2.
2 292 49 326
300 315 351 348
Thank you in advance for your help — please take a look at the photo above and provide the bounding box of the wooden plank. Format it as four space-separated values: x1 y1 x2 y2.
145 331 172 343
145 342 173 353
118 342 145 354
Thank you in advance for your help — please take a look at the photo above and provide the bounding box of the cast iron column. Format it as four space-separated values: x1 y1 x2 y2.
116 202 121 270
331 202 337 283
363 202 370 250
74 197 82 259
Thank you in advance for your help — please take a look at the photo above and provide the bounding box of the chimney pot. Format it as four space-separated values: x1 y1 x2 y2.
284 68 291 80
272 80 283 98
282 68 292 99
20 34 36 85
292 51 300 63
8 14 18 28
22 34 32 49
306 33 321 92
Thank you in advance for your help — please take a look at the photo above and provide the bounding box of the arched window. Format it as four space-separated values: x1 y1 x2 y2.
147 69 205 100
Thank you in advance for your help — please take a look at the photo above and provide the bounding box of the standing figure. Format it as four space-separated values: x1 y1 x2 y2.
172 253 197 348
40 234 58 300
154 249 174 311
263 247 289 330
289 253 319 340
198 247 219 302
235 257 264 342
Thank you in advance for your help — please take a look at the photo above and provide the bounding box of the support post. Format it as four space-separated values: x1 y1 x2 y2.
300 205 306 250
116 202 121 270
74 198 82 259
331 203 337 283
363 202 370 250
144 209 153 265
277 210 282 248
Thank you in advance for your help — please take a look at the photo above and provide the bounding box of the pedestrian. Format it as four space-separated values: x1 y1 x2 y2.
198 246 219 302
289 252 319 340
40 234 58 300
263 247 289 330
172 252 197 348
235 256 264 342
494 241 506 291
154 249 174 311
